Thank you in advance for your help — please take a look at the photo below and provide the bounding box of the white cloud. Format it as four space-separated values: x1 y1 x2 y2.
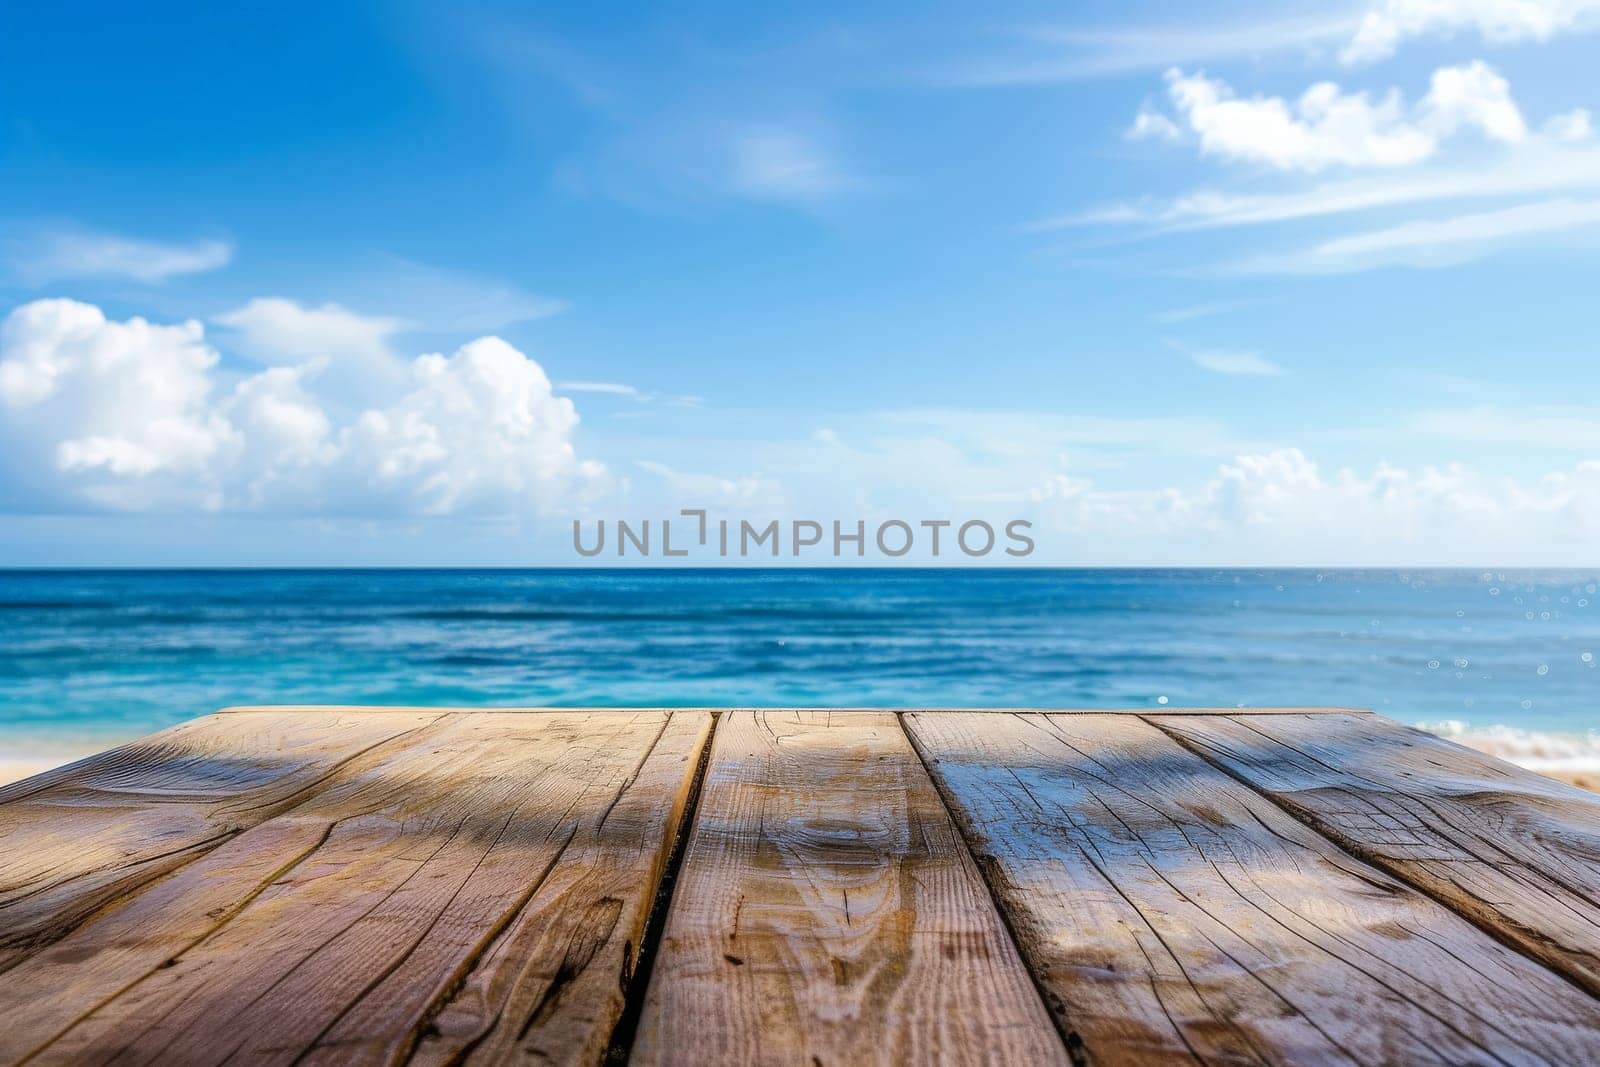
1162 69 1429 170
634 459 779 508
1544 107 1595 141
0 299 606 517
216 298 404 366
943 3 1599 85
935 14 1355 85
1412 406 1600 448
1052 136 1600 234
1151 300 1257 323
555 380 703 408
1248 196 1600 272
558 380 644 398
215 298 410 402
325 337 604 517
347 259 568 333
0 300 234 510
1148 61 1524 172
1344 0 1600 64
1198 351 1283 376
7 229 233 285
1127 109 1183 142
1028 448 1600 562
1057 60 1594 273
1418 60 1527 142
1168 340 1285 376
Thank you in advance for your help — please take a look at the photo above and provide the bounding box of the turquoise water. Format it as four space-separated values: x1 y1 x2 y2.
1 569 1597 754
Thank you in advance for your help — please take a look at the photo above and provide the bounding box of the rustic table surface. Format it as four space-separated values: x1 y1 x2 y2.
3 706 1599 1065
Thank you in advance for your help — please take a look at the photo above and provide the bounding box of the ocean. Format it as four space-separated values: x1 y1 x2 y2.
2 568 1598 775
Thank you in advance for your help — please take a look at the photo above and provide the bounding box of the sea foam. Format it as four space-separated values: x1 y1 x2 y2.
1419 720 1600 780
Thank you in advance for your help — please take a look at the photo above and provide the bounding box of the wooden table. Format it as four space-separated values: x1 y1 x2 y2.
3 707 1599 1065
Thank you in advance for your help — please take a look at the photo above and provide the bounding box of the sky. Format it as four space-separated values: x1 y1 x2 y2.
2 0 1599 565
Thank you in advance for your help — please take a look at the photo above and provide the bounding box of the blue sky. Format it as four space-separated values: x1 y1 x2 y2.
2 0 1599 564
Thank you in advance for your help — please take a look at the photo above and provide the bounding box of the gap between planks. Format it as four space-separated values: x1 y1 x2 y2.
602 710 720 1065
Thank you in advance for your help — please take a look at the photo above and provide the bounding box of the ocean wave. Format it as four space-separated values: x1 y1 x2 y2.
1418 720 1600 776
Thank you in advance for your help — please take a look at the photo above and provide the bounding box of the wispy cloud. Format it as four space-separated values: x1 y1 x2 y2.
1032 28 1597 280
1167 339 1285 376
1411 406 1600 449
1151 300 1258 324
634 459 776 506
558 380 702 407
934 13 1353 86
334 257 566 333
559 380 645 398
1343 0 1600 64
6 227 233 285
726 129 861 203
1238 196 1600 273
937 3 1600 86
463 18 868 213
1043 129 1600 235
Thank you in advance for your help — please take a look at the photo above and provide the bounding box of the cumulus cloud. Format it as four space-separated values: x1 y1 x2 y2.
1028 448 1600 561
1344 0 1600 64
0 300 235 510
0 299 607 517
1419 60 1527 142
1147 61 1525 172
325 337 604 516
6 228 233 285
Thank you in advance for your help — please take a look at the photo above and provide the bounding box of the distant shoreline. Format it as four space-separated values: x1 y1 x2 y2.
1 753 86 786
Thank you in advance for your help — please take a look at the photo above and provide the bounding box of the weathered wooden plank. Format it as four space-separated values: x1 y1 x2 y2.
0 709 444 973
631 710 1068 1066
403 711 710 1067
907 711 1600 1065
1157 710 1600 998
20 711 709 1067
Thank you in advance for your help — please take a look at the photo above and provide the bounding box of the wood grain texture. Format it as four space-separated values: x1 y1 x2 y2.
406 711 710 1067
631 710 1068 1067
0 709 443 974
907 711 1600 1066
1157 710 1600 999
12 711 709 1067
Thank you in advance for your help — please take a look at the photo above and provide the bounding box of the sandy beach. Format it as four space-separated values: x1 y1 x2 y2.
1 757 62 785
0 750 96 787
